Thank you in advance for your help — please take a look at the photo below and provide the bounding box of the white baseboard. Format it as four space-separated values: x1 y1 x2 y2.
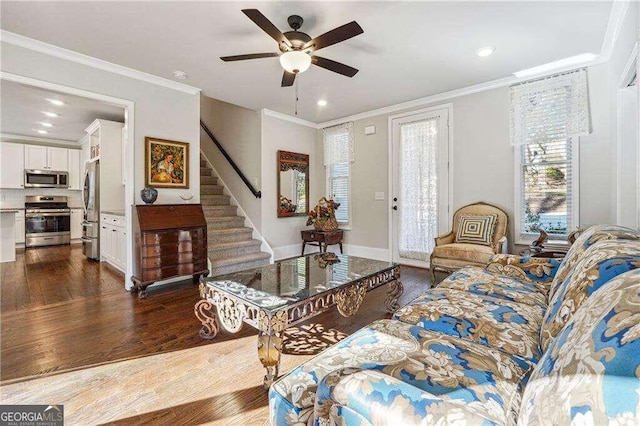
273 243 391 262
273 243 314 261
342 244 390 261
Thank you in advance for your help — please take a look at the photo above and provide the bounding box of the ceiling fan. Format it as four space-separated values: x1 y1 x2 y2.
221 9 364 87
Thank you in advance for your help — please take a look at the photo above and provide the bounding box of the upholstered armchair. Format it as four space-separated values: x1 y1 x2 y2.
430 202 508 282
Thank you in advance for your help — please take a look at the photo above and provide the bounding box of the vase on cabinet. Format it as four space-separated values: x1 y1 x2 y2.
140 187 158 204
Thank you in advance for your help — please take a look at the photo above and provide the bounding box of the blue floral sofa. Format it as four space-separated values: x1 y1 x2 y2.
269 225 640 425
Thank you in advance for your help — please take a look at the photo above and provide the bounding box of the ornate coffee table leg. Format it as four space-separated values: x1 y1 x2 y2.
385 280 404 312
257 310 288 389
194 299 219 339
335 283 367 317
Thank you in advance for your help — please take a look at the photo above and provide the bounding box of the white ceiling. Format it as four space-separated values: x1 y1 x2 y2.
0 80 125 142
0 1 613 123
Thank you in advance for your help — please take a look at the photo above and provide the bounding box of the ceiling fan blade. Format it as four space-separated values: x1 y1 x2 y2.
242 9 292 49
220 53 280 62
281 71 296 87
303 21 363 52
312 56 359 77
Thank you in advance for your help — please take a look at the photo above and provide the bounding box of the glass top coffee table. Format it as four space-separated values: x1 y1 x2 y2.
194 253 403 388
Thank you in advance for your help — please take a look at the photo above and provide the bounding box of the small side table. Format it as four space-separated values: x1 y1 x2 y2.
301 229 344 256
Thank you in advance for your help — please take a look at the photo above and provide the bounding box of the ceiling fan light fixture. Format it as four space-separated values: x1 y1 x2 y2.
279 51 311 74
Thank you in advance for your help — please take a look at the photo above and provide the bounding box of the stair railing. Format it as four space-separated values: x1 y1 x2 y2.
200 119 261 199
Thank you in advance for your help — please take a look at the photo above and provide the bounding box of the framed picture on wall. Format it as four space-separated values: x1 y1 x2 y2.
145 137 190 189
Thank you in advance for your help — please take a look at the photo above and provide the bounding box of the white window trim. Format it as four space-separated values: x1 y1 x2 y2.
326 162 352 229
514 138 580 246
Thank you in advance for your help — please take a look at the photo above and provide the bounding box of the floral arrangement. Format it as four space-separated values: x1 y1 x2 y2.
307 197 340 231
279 196 297 214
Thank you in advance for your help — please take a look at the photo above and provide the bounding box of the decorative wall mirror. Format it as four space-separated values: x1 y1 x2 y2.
277 150 309 218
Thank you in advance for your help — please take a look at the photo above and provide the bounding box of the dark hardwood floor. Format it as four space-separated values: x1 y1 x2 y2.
0 244 434 424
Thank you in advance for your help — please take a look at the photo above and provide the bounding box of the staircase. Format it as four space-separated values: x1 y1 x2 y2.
200 154 271 277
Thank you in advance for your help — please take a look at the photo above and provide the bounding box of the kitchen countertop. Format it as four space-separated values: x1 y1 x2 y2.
102 210 125 217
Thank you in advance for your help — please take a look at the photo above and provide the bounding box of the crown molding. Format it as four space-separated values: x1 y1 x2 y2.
1 30 201 95
317 76 518 128
599 0 630 63
262 109 318 129
0 133 79 146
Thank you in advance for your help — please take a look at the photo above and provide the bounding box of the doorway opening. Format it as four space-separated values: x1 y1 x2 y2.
1 72 135 287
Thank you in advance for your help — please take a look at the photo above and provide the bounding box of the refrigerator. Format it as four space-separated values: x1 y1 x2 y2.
81 160 100 260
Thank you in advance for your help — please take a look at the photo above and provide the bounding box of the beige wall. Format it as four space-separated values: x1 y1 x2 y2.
200 96 262 230
261 113 319 259
317 67 616 254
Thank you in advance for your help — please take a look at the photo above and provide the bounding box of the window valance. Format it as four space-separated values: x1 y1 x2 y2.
323 122 354 166
509 68 591 146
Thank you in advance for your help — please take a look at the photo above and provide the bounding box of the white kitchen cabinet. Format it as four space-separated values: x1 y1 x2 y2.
67 149 81 190
0 142 25 189
14 210 25 244
24 145 47 170
100 222 111 262
48 147 68 171
0 212 16 263
24 145 68 171
85 119 124 212
100 213 125 273
70 209 83 240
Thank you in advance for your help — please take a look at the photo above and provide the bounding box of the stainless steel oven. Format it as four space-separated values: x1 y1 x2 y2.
25 196 71 248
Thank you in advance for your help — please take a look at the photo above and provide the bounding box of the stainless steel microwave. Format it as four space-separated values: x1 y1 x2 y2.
24 169 69 188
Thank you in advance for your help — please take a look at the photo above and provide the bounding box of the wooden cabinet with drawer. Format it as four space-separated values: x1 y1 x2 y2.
132 204 209 297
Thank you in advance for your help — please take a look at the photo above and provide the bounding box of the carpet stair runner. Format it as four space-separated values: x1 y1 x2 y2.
200 154 270 277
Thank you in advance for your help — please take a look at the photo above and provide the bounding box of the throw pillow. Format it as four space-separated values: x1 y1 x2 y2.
455 214 498 247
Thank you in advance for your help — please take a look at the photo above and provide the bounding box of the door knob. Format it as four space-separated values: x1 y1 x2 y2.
392 206 398 210
393 198 398 202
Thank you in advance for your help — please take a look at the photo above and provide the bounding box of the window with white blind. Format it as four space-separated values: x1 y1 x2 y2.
323 123 354 226
327 162 350 224
510 69 590 239
518 139 576 236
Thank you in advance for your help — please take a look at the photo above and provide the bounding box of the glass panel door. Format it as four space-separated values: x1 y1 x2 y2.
391 108 449 268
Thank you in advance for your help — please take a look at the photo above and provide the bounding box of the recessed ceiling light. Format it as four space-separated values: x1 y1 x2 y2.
42 112 59 117
513 53 598 78
317 99 328 107
476 46 495 57
36 130 48 134
46 99 65 106
40 122 53 128
173 71 188 80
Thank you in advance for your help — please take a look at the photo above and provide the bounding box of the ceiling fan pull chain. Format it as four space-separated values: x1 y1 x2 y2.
295 77 299 116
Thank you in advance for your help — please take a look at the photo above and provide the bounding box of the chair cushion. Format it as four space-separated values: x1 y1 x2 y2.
519 269 640 425
432 243 495 265
549 225 640 300
540 239 640 351
441 267 549 308
393 287 545 363
455 214 498 246
270 319 534 426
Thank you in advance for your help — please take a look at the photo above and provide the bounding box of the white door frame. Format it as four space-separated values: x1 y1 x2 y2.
0 71 136 288
616 42 639 229
387 103 453 265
